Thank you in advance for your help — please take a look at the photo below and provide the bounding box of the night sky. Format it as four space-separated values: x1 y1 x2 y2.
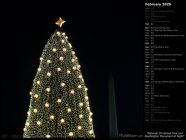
1 1 144 138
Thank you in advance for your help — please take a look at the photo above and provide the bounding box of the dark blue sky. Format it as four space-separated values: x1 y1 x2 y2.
1 1 144 137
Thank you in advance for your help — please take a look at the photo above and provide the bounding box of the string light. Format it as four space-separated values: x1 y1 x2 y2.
52 48 57 52
89 130 93 134
34 94 38 98
46 135 51 138
79 114 83 118
85 87 88 91
47 72 51 77
75 57 78 60
85 96 89 100
50 115 55 120
89 118 93 122
61 82 65 87
57 67 61 71
40 57 43 61
78 85 82 89
57 99 62 103
90 112 93 116
77 65 81 69
36 81 40 85
59 56 64 61
69 43 72 48
61 39 65 43
60 119 65 124
78 75 82 79
38 68 41 72
56 31 61 36
27 112 30 116
71 58 75 62
87 107 90 110
65 36 68 39
33 109 38 113
47 60 52 64
70 89 75 94
46 87 51 92
69 132 73 137
26 122 29 126
63 48 67 52
62 32 66 36
72 51 75 55
77 126 82 130
29 92 32 95
45 102 49 108
72 66 77 70
37 121 41 126
67 70 71 74
23 128 26 131
79 102 83 107
67 108 71 113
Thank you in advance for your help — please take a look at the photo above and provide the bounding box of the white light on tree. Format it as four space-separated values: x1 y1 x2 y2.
69 132 73 137
72 51 75 55
57 99 62 103
34 94 38 98
46 87 51 92
59 56 64 61
45 103 49 108
57 31 60 36
67 108 71 113
78 126 82 130
37 121 41 126
46 135 51 138
60 119 65 124
36 81 40 85
67 70 71 74
38 68 41 72
61 83 65 87
40 57 43 61
57 67 61 71
79 114 83 118
33 109 38 113
50 115 55 120
77 65 81 69
26 122 29 126
72 66 77 70
71 58 75 62
89 130 93 134
52 48 57 52
70 90 75 94
47 60 51 64
63 48 67 52
47 72 51 77
85 87 88 91
29 92 32 95
79 102 83 107
62 32 65 36
61 39 65 43
78 85 82 89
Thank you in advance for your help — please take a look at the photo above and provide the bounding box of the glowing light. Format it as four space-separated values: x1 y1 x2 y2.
23 128 26 131
72 51 75 55
57 67 61 71
45 102 49 108
75 57 78 60
67 108 71 113
46 87 51 92
34 94 38 98
63 48 67 52
77 126 82 130
77 65 81 69
89 118 93 122
89 130 93 134
60 119 65 124
70 90 75 94
33 109 38 113
56 31 61 36
62 32 66 36
57 99 62 103
65 36 68 39
26 122 29 126
78 85 82 89
38 68 41 72
47 60 52 64
40 57 43 61
59 56 64 61
85 96 89 100
71 58 75 62
61 83 65 87
69 132 73 137
50 115 55 120
46 135 51 138
87 107 90 110
79 114 83 118
90 112 93 116
79 102 83 107
36 81 40 85
78 75 82 79
85 87 88 91
52 48 57 52
61 39 65 43
29 92 32 95
67 70 71 74
27 112 30 116
37 121 41 126
72 66 77 70
69 43 72 48
47 72 51 77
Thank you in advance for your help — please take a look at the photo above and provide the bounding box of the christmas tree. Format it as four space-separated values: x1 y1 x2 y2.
23 17 95 138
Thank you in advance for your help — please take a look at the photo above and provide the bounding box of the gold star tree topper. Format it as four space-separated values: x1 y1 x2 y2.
55 17 66 28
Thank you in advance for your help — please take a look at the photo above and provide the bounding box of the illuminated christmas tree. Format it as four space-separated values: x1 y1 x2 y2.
23 18 95 138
